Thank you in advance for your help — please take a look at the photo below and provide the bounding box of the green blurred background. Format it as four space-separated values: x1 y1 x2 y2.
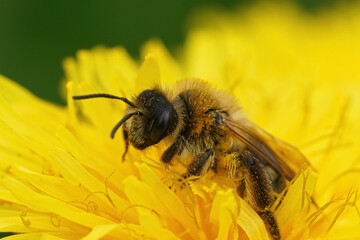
0 0 345 106
0 0 351 238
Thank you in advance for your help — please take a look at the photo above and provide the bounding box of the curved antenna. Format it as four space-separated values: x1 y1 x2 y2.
72 93 136 108
111 111 142 139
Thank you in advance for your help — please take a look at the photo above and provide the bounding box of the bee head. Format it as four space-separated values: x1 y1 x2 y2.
128 89 178 149
72 89 178 150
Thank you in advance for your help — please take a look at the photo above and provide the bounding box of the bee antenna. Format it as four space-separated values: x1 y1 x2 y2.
72 93 136 108
111 111 142 139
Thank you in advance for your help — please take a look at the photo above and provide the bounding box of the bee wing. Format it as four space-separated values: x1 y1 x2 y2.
224 118 310 181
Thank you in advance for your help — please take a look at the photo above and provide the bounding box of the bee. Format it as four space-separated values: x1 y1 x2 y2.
73 81 311 240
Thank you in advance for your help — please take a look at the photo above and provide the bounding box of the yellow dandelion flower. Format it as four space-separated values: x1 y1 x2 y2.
1 2 360 240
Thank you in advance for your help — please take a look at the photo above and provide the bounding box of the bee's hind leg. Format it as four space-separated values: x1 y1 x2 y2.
239 148 281 240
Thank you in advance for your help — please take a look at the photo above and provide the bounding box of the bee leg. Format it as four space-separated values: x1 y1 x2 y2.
239 149 280 240
122 127 130 162
184 149 214 178
236 179 246 198
161 136 185 164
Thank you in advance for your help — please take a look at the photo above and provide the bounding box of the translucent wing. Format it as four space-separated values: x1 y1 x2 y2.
224 118 311 181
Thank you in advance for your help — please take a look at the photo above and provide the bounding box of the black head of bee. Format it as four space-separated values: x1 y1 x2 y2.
128 89 178 149
72 89 178 150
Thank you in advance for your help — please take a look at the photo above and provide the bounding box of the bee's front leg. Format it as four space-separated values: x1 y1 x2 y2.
122 127 130 162
239 149 280 240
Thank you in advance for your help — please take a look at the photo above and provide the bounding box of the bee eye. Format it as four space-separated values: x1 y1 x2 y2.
149 110 171 142
133 89 178 149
